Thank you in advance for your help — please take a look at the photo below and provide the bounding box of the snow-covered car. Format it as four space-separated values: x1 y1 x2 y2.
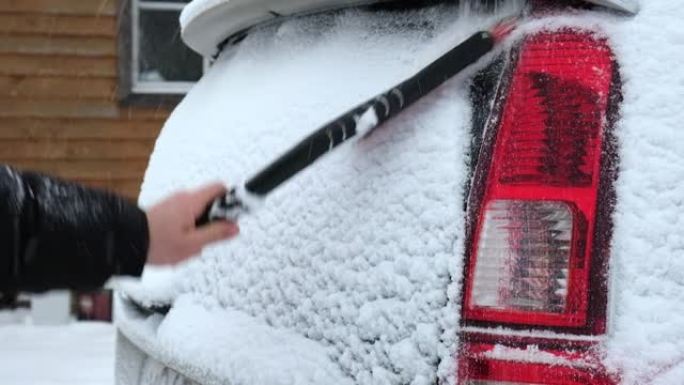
115 0 684 384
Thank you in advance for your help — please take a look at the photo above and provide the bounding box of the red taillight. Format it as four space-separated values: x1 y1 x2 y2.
463 30 615 330
459 342 617 385
459 29 621 385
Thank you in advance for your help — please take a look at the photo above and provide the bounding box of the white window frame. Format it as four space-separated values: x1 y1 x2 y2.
130 0 208 95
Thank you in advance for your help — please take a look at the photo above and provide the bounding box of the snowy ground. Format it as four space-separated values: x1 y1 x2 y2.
0 318 115 385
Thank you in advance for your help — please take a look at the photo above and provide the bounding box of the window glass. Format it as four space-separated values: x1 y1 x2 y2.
138 9 203 83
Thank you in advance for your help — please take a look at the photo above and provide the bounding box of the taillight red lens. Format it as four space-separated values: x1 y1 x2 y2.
459 342 617 385
463 30 615 330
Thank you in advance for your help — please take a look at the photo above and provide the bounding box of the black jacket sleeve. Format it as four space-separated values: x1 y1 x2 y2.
0 165 149 292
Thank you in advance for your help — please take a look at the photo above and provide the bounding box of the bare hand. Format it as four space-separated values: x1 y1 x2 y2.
146 183 239 265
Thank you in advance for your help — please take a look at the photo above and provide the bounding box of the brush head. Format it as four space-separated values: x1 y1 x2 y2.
584 0 639 14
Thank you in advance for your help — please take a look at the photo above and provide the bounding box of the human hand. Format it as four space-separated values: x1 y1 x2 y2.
146 183 239 265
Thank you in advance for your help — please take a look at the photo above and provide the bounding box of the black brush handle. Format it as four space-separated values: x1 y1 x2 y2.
196 30 494 226
245 30 494 195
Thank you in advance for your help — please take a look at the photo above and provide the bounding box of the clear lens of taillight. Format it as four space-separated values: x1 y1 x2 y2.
471 200 573 314
463 30 616 330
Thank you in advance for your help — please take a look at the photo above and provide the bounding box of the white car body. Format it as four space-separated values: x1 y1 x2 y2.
115 1 684 384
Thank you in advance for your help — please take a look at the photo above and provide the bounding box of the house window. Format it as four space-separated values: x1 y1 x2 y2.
119 0 206 105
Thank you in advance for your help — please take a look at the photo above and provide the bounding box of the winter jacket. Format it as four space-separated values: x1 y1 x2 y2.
0 165 148 294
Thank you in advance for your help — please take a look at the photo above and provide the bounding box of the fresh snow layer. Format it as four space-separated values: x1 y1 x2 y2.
117 294 354 385
122 0 684 384
130 4 521 385
597 2 684 382
0 322 115 385
115 266 181 308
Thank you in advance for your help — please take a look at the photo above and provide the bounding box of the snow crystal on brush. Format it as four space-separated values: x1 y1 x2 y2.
134 5 517 385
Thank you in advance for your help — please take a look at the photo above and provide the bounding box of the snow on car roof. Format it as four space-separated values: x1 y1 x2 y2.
121 1 684 384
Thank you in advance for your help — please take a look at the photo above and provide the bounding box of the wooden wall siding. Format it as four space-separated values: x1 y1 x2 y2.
0 0 172 199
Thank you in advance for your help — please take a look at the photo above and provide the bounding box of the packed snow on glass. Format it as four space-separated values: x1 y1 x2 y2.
117 1 684 384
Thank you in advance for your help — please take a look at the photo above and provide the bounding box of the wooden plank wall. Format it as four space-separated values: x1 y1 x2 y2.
0 0 172 199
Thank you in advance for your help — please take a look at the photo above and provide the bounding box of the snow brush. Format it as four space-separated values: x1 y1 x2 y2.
196 18 519 226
